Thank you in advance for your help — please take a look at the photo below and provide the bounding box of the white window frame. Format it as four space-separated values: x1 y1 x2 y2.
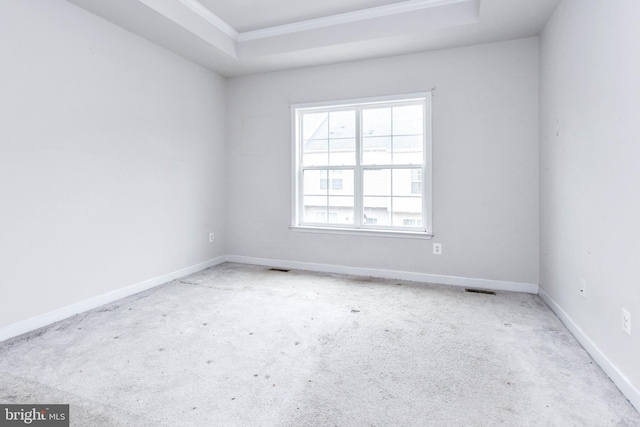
290 92 433 239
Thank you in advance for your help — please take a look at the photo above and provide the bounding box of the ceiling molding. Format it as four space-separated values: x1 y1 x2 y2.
178 0 238 40
237 0 475 42
176 0 476 43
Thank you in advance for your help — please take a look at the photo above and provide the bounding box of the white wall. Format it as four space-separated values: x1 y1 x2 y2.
540 0 640 401
227 38 540 285
0 0 227 328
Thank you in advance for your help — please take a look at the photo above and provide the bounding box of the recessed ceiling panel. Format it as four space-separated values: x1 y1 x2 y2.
238 0 480 58
197 0 406 32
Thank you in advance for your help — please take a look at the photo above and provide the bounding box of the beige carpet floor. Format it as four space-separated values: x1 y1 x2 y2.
0 262 638 426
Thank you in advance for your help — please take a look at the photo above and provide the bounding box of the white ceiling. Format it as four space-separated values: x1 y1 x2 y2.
66 0 560 77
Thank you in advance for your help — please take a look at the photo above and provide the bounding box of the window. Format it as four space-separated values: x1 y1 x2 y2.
292 93 432 237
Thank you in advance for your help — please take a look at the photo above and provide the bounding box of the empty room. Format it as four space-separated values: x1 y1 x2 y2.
1 0 639 425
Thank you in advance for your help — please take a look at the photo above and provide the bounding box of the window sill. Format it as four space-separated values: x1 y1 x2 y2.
290 225 433 239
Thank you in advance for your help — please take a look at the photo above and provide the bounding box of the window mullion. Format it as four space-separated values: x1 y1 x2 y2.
354 107 363 228
326 112 331 168
297 113 304 226
325 113 331 223
390 167 394 227
390 106 394 165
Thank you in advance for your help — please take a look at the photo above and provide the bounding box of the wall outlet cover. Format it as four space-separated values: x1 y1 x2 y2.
622 308 631 335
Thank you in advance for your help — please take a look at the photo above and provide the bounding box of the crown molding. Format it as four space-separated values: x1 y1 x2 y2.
177 0 475 43
237 0 475 42
179 0 239 40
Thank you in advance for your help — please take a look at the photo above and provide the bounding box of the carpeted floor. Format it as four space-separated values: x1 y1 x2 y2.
0 263 638 426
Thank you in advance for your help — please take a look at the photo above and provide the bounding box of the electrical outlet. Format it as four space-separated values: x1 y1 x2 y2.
433 243 442 255
579 278 586 299
622 308 631 335
209 232 215 243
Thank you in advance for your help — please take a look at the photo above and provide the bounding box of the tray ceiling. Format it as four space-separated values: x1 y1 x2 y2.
66 0 560 77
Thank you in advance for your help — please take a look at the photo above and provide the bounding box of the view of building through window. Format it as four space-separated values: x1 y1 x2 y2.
294 94 431 233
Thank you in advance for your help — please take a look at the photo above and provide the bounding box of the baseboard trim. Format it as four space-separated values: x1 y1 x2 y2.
539 286 639 411
0 254 538 344
0 256 227 343
3 255 635 410
225 255 539 294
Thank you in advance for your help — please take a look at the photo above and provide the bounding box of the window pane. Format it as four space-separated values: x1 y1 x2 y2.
363 169 390 196
393 105 423 135
303 112 328 139
329 110 356 165
362 107 391 137
303 196 327 223
303 169 326 195
392 196 423 227
328 196 354 224
363 197 391 226
329 169 353 195
303 139 328 166
392 135 423 165
392 169 423 196
362 136 391 165
391 169 407 196
329 111 355 137
302 112 328 166
329 138 356 166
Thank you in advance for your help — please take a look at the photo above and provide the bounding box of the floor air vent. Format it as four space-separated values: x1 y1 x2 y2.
268 268 290 273
465 288 496 295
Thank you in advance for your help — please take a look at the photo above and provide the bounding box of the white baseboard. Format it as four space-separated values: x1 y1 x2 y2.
539 286 639 411
0 256 227 343
3 255 635 411
225 255 539 294
0 254 538 345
